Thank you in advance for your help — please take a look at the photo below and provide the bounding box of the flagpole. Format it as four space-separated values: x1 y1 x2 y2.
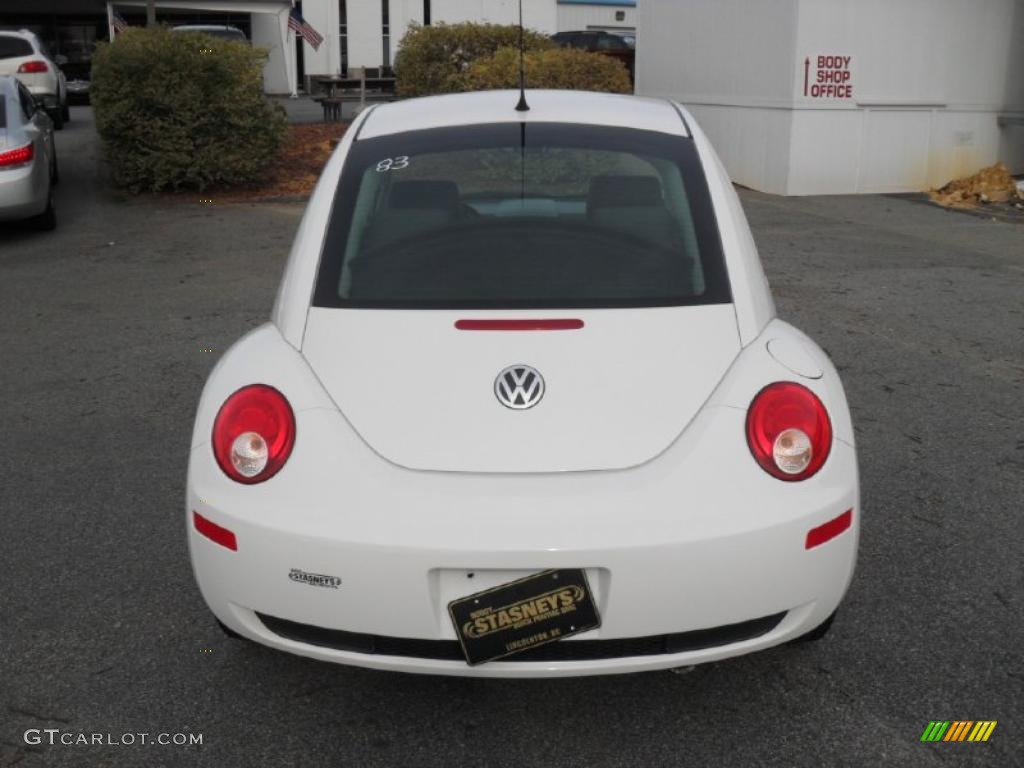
290 0 298 97
282 6 297 98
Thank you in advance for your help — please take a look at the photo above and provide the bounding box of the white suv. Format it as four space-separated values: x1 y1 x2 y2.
0 29 68 130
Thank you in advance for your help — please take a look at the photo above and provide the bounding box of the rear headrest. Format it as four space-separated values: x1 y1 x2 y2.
587 175 664 210
387 180 460 210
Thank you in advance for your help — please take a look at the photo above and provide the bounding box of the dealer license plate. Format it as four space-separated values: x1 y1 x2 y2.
447 569 601 665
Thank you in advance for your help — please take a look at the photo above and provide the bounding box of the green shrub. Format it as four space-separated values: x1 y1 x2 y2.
90 27 287 191
394 22 554 97
464 46 633 94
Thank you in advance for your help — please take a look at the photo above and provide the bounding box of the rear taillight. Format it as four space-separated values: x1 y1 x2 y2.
0 144 33 168
746 382 832 481
212 385 295 484
17 60 49 73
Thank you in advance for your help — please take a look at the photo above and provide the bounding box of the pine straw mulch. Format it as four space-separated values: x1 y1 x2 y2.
158 122 349 204
929 162 1024 211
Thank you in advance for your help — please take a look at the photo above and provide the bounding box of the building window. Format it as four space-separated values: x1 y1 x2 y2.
424 0 431 25
615 11 625 21
339 0 348 74
381 0 390 68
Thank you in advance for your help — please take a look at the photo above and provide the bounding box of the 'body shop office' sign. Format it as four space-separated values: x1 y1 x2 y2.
803 55 854 99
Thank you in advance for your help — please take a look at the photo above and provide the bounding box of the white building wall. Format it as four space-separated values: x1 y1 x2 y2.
635 0 800 193
254 3 340 83
789 0 1024 194
389 0 425 60
346 0 386 69
300 0 340 77
252 12 293 94
427 0 557 30
637 0 1024 195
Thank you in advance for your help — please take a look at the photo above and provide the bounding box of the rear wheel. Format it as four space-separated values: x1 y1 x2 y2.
51 152 59 186
49 107 64 130
790 610 836 644
28 190 56 231
61 102 70 123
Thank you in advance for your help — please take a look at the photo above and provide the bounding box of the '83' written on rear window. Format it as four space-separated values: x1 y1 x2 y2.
314 122 732 310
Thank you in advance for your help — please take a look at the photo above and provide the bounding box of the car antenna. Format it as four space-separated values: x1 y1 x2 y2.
515 0 529 111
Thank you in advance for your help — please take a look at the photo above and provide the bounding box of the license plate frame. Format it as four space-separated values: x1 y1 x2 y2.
447 569 601 665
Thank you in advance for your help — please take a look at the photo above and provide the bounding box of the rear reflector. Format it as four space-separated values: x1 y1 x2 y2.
0 143 33 168
193 511 238 551
455 319 584 331
805 509 853 550
17 60 49 73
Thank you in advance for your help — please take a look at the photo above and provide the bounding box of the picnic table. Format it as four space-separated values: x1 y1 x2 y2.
312 71 396 122
315 75 348 98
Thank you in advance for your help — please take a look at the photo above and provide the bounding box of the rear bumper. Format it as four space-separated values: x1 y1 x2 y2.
254 610 788 662
220 605 821 677
0 163 47 220
187 404 859 677
25 84 59 107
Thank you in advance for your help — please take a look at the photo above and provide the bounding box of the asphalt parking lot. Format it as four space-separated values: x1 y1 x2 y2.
1 109 1021 768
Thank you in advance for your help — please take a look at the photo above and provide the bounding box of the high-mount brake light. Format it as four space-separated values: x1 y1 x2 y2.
454 319 584 331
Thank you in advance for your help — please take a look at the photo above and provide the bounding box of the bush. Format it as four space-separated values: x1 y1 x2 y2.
394 22 554 97
90 27 287 191
464 46 632 94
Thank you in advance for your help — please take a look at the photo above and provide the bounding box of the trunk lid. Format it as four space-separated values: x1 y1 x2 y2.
301 305 740 473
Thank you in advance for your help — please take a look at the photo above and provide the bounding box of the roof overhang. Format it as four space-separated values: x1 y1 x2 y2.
111 0 289 12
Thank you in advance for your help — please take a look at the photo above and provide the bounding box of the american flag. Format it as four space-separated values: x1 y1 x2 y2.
112 12 129 34
288 10 323 51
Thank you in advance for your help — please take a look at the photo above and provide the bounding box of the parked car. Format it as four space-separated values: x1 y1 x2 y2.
64 77 90 104
170 25 248 44
0 75 57 230
186 89 859 677
62 60 91 105
0 29 68 130
551 30 635 80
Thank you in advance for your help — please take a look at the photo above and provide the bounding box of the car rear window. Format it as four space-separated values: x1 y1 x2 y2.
313 121 730 309
0 36 33 59
210 30 247 42
173 28 247 42
596 34 630 51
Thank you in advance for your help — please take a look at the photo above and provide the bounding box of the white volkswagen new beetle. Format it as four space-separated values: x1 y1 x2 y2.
187 90 858 677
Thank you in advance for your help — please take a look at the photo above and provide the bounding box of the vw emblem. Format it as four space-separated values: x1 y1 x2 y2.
494 364 545 410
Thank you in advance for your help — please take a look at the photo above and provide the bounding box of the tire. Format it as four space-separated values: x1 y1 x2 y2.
51 152 59 186
49 107 64 130
790 610 836 644
28 190 57 231
61 102 70 123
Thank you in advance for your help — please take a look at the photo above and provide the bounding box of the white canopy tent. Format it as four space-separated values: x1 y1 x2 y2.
105 0 298 96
